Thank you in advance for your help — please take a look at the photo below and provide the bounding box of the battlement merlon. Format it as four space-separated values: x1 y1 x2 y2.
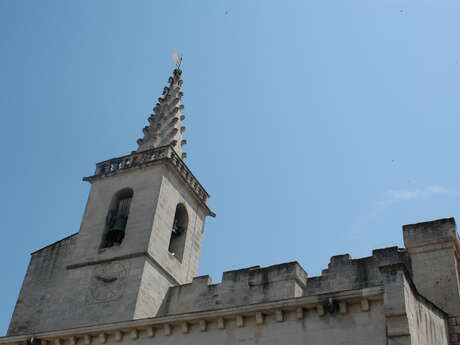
82 144 215 217
403 217 460 251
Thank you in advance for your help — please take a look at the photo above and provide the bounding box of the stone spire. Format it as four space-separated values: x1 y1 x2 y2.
137 68 187 158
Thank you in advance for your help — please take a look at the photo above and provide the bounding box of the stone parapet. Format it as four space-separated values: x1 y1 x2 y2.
83 144 214 217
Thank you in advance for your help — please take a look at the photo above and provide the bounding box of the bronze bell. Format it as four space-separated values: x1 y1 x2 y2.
105 215 128 246
112 215 127 232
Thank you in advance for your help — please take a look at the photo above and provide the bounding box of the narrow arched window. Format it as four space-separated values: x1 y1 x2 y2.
168 204 188 261
102 188 133 248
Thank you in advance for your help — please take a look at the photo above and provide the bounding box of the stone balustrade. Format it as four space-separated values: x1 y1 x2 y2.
83 145 210 206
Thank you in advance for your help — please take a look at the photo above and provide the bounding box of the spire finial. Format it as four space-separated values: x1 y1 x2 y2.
136 58 187 158
172 50 183 69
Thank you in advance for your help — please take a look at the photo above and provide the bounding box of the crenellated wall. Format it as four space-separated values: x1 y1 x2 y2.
160 247 411 316
159 262 307 316
3 263 449 345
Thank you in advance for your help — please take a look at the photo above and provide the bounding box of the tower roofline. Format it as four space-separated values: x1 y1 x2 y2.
83 144 215 217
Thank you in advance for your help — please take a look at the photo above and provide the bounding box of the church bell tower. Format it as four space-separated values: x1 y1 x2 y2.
8 66 215 336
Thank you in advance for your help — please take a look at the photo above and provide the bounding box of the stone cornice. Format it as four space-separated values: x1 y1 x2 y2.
82 145 215 217
0 287 383 343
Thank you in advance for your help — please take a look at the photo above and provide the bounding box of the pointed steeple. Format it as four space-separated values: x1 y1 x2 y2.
137 68 187 158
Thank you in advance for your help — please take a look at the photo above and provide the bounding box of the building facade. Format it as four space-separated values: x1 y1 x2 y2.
1 67 459 345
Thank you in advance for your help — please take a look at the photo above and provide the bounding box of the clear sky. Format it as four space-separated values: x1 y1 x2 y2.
1 0 460 335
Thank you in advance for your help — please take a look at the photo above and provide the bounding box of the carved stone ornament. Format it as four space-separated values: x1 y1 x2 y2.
87 262 128 303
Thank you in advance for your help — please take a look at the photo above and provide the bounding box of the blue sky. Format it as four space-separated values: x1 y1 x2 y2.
1 0 460 335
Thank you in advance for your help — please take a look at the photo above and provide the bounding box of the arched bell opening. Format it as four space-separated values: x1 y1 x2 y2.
168 203 188 261
101 188 133 248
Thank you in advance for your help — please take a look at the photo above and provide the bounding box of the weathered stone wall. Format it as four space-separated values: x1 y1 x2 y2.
305 246 411 296
7 214 460 343
160 262 307 316
147 169 207 285
133 260 174 320
403 218 460 344
378 263 449 345
3 296 388 345
403 273 449 345
403 218 460 316
7 237 149 335
8 235 78 335
108 302 387 345
8 161 208 336
74 165 163 268
74 163 206 286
